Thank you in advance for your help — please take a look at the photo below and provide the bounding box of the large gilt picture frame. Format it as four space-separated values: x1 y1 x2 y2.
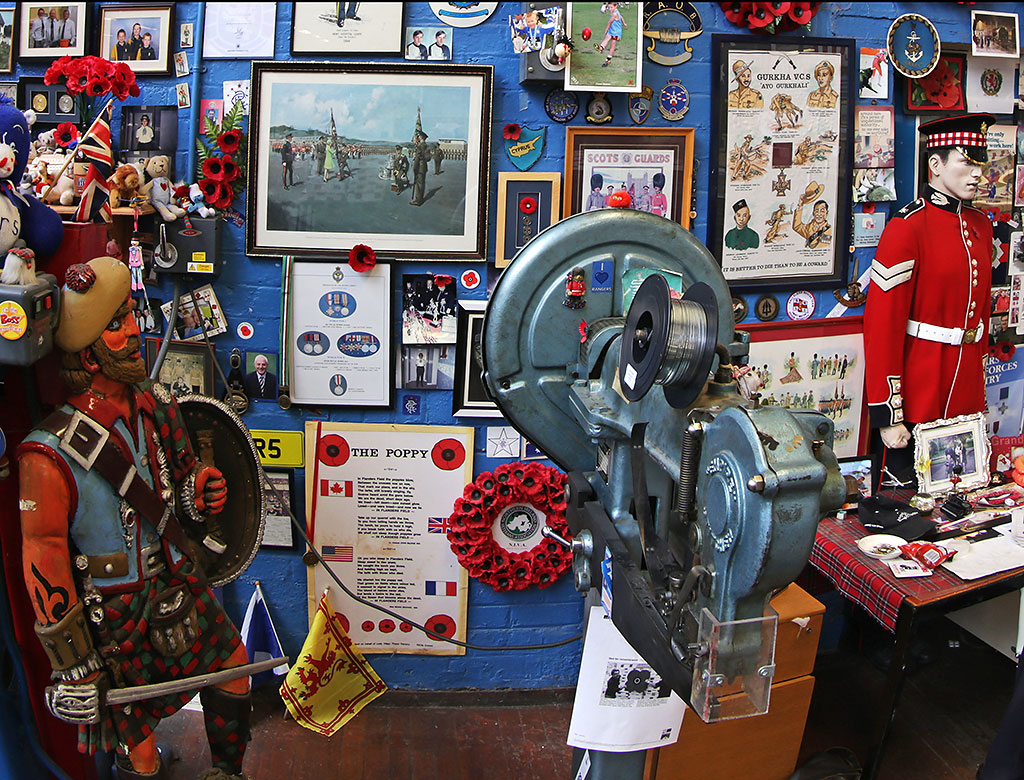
709 35 855 290
247 61 493 261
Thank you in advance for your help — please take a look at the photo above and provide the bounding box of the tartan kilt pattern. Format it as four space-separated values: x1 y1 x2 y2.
78 564 242 755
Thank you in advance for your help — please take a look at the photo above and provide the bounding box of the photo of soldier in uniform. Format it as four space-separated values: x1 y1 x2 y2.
402 274 458 344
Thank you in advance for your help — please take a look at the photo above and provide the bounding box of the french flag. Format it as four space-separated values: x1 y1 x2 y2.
425 580 457 596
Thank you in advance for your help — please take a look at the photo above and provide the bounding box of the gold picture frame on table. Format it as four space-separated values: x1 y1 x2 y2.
495 171 561 268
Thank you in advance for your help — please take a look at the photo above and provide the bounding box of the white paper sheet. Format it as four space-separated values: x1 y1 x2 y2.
567 607 686 753
941 528 1024 580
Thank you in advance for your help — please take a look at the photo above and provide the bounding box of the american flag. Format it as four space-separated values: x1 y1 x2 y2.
427 516 452 534
321 545 354 562
425 580 457 596
320 479 353 497
74 103 113 223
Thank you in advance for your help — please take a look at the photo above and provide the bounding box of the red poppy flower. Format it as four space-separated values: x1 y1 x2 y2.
788 1 817 25
84 76 108 98
198 178 227 206
208 184 234 209
43 56 73 86
218 129 242 155
220 155 240 182
747 5 776 28
917 58 961 109
348 243 377 273
579 320 588 343
503 123 522 141
202 156 227 182
433 274 454 288
128 83 141 98
63 61 90 95
765 1 791 13
54 122 79 148
992 342 1017 361
721 2 753 25
519 196 538 214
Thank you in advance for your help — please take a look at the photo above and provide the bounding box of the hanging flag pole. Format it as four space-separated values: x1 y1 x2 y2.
41 98 115 204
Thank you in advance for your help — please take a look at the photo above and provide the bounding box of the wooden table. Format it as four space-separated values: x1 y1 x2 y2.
810 515 1024 780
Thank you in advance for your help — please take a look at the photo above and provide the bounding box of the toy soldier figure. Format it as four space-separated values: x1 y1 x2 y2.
409 130 429 206
864 113 996 487
389 144 409 193
17 257 262 780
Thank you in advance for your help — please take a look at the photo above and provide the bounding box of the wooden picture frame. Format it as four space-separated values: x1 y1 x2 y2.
98 4 175 74
262 470 296 548
453 299 502 418
709 34 855 290
291 2 405 56
904 52 966 113
564 126 694 229
144 336 216 397
19 79 77 124
0 6 15 73
19 2 86 58
247 61 493 261
495 171 561 268
744 315 868 459
914 412 992 496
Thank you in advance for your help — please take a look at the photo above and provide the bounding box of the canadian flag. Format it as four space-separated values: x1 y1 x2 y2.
320 479 353 497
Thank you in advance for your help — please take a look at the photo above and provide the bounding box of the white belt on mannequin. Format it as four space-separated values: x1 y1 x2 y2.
906 319 984 345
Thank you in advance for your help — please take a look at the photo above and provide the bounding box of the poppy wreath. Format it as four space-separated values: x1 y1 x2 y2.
720 2 820 34
195 99 248 213
447 462 572 592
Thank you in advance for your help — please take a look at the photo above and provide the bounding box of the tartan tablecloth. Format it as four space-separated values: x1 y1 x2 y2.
810 515 972 633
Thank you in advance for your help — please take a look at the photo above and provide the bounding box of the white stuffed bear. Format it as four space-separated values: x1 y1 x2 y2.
140 154 186 221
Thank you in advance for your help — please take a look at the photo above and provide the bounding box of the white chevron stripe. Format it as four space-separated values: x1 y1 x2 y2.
871 268 913 292
870 258 915 279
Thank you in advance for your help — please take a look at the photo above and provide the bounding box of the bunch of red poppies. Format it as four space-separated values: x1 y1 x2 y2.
720 2 820 33
44 55 140 100
195 101 247 212
446 462 571 592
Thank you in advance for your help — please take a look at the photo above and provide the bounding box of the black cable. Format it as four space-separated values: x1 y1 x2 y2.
262 479 583 652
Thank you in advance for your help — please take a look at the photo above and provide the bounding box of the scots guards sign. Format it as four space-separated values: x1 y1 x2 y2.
505 125 546 171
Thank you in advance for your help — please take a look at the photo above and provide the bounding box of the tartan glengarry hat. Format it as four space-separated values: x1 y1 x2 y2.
919 112 996 165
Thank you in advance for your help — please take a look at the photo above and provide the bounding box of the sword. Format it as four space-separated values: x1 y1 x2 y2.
46 656 290 724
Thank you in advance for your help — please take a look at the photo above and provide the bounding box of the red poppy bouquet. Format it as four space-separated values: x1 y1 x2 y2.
720 2 820 34
43 55 140 126
195 100 247 212
446 463 572 592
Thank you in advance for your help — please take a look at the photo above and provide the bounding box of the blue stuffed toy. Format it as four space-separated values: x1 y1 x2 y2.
0 97 64 285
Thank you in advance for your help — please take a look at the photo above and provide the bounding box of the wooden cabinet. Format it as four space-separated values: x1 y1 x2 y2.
647 584 825 780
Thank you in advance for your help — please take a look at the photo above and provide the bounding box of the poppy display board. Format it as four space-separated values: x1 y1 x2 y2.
495 171 561 268
246 61 493 261
564 126 694 228
904 52 967 113
304 421 473 654
745 315 869 459
709 35 855 290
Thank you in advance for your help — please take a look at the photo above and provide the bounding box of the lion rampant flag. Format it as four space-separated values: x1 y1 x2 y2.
279 593 386 736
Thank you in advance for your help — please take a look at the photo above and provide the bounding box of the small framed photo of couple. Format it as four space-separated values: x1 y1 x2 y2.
98 4 175 74
19 2 87 58
914 413 991 497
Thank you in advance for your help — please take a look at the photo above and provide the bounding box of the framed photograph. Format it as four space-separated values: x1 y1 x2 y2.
132 295 163 334
144 336 216 397
292 3 404 56
203 3 276 59
904 53 966 113
0 6 14 73
243 351 279 401
399 344 455 390
159 284 227 342
709 35 855 290
404 25 452 61
98 5 174 74
496 171 561 268
262 470 296 548
564 127 694 229
0 82 16 102
914 413 992 497
247 61 493 261
402 273 458 345
838 456 872 510
19 79 77 124
19 3 85 58
119 106 177 164
564 2 642 93
972 9 1019 59
744 315 868 459
453 299 502 418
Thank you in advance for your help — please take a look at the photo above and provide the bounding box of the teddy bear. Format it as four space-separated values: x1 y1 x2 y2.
108 163 144 210
139 154 186 222
33 154 75 206
0 98 64 285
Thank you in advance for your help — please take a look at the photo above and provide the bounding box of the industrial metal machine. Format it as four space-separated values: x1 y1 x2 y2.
483 209 847 724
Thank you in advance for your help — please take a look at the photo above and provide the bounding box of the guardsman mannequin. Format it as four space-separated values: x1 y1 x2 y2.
864 113 996 488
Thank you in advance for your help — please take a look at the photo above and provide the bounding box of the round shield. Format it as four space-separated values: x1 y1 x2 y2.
177 394 266 587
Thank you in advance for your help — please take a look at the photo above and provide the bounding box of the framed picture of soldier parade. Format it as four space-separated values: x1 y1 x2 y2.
247 61 493 261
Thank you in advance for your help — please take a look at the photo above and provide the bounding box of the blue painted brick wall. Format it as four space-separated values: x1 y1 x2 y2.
14 2 1017 690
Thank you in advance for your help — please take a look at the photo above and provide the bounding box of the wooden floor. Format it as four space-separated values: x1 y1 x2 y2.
154 616 1015 780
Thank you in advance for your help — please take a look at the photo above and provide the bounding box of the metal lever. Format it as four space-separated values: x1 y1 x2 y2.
631 422 668 586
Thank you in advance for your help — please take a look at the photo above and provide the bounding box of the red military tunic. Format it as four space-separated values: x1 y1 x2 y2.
864 184 992 428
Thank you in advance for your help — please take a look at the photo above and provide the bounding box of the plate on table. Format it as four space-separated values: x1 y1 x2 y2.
857 534 905 560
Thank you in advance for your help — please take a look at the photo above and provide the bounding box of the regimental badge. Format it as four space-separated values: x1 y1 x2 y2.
332 266 345 282
643 2 703 66
754 294 780 322
786 290 816 321
981 70 1002 97
887 14 940 78
658 79 690 121
732 296 748 324
628 85 653 125
585 92 613 124
505 126 546 171
429 1 498 27
545 88 579 124
930 190 949 206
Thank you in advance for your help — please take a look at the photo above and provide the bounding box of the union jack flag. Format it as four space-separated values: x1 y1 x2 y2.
427 517 451 534
74 104 113 223
321 545 354 562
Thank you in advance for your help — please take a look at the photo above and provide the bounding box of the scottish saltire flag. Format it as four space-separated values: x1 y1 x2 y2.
321 545 354 562
427 516 451 534
74 104 113 223
240 582 289 689
425 580 457 596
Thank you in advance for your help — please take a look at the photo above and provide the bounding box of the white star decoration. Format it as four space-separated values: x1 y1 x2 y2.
486 427 520 458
